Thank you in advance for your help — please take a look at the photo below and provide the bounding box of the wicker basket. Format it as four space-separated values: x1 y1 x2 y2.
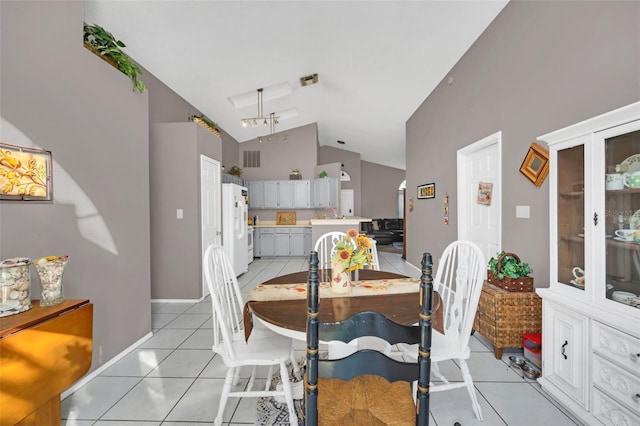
473 281 542 358
487 252 533 292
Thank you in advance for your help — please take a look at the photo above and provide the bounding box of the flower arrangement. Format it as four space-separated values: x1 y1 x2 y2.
292 168 300 175
331 228 371 272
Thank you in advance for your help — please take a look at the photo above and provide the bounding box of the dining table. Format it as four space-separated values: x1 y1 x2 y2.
245 269 442 357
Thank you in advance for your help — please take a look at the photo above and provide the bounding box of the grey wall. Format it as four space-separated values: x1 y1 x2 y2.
0 0 151 371
150 123 221 299
361 161 405 219
406 1 640 284
318 146 362 215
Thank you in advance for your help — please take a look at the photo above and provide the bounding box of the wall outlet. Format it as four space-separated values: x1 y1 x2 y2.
177 209 183 219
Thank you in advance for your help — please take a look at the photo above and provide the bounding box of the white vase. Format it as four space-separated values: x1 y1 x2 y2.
330 261 352 294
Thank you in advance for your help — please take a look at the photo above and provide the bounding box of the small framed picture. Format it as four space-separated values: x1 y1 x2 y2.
477 182 493 205
417 183 435 199
0 142 53 201
520 142 549 187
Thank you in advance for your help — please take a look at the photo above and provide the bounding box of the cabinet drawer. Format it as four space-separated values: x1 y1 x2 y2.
592 387 640 426
275 228 290 234
593 354 640 415
259 228 275 234
290 228 305 234
592 321 640 372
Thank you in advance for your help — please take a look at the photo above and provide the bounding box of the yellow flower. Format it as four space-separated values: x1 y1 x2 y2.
331 229 369 272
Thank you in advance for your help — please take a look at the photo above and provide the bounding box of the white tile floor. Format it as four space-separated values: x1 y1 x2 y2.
62 251 583 425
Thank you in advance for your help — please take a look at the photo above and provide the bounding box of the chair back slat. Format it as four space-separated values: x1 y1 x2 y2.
434 240 486 354
313 231 347 270
203 244 246 360
305 250 432 426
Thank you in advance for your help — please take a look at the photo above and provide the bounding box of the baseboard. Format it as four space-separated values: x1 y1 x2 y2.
151 298 202 303
61 331 153 399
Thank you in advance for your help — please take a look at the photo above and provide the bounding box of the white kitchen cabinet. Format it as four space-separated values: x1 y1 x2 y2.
313 177 338 208
304 227 312 256
290 228 305 256
536 102 640 425
263 181 279 209
248 181 263 209
248 179 312 209
293 180 311 208
275 228 290 256
258 228 275 257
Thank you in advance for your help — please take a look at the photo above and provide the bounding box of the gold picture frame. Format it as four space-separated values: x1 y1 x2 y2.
519 142 549 187
0 142 53 201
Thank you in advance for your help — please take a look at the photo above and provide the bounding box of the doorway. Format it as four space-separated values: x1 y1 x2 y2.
340 189 354 217
457 132 502 263
200 155 221 298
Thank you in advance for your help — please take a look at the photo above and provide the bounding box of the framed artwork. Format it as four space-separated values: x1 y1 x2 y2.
519 142 549 187
477 182 493 205
417 183 435 199
0 142 53 201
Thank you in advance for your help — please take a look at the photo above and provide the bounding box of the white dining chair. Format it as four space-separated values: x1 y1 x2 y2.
399 240 486 421
203 243 300 426
365 237 380 270
313 231 347 270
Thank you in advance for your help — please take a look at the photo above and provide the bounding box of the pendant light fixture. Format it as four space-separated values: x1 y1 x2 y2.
241 88 279 138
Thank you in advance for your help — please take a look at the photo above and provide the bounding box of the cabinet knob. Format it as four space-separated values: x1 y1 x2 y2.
631 353 640 362
633 393 640 403
593 212 598 226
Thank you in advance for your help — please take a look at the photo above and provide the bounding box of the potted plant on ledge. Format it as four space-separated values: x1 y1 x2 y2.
83 23 145 93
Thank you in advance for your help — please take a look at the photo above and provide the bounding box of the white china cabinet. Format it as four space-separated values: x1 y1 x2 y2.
537 102 640 426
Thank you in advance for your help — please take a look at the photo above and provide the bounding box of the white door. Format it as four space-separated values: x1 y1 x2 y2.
457 132 501 263
340 189 354 217
201 155 221 298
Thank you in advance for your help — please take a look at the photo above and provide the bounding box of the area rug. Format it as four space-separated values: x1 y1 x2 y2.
256 364 305 426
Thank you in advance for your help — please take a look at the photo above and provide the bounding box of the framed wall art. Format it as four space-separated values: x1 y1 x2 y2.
477 182 493 205
0 142 53 201
417 183 435 199
519 142 549 187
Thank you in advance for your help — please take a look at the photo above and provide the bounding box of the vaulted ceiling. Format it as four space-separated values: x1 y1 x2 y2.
84 1 508 170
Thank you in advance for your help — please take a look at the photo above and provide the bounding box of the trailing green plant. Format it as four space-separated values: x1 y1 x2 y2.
189 114 219 131
488 251 532 279
228 166 242 177
83 23 145 93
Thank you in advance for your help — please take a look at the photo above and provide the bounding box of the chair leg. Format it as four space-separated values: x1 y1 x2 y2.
247 366 257 391
279 361 298 424
432 361 449 384
215 368 235 426
232 366 241 386
265 365 275 390
459 359 483 421
290 350 301 381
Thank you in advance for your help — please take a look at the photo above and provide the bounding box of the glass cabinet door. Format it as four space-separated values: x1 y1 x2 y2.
557 144 585 290
604 128 640 309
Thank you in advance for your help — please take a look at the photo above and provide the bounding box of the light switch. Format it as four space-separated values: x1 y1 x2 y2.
177 209 183 219
516 205 530 219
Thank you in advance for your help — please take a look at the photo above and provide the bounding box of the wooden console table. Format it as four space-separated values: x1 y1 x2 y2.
472 282 541 359
0 300 93 425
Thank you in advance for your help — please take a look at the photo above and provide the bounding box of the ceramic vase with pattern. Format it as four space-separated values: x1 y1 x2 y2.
330 261 352 294
34 255 68 307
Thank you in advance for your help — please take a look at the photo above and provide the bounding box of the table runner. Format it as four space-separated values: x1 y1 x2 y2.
248 277 420 301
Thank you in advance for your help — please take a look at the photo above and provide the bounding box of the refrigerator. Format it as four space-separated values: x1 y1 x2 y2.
222 183 249 277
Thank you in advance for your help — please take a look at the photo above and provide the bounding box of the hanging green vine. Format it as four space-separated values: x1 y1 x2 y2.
83 23 145 93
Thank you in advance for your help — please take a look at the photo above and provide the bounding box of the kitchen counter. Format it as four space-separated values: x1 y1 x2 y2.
310 217 372 226
252 221 311 228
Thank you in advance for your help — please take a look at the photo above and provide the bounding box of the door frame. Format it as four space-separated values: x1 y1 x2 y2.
200 155 221 298
457 131 502 257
